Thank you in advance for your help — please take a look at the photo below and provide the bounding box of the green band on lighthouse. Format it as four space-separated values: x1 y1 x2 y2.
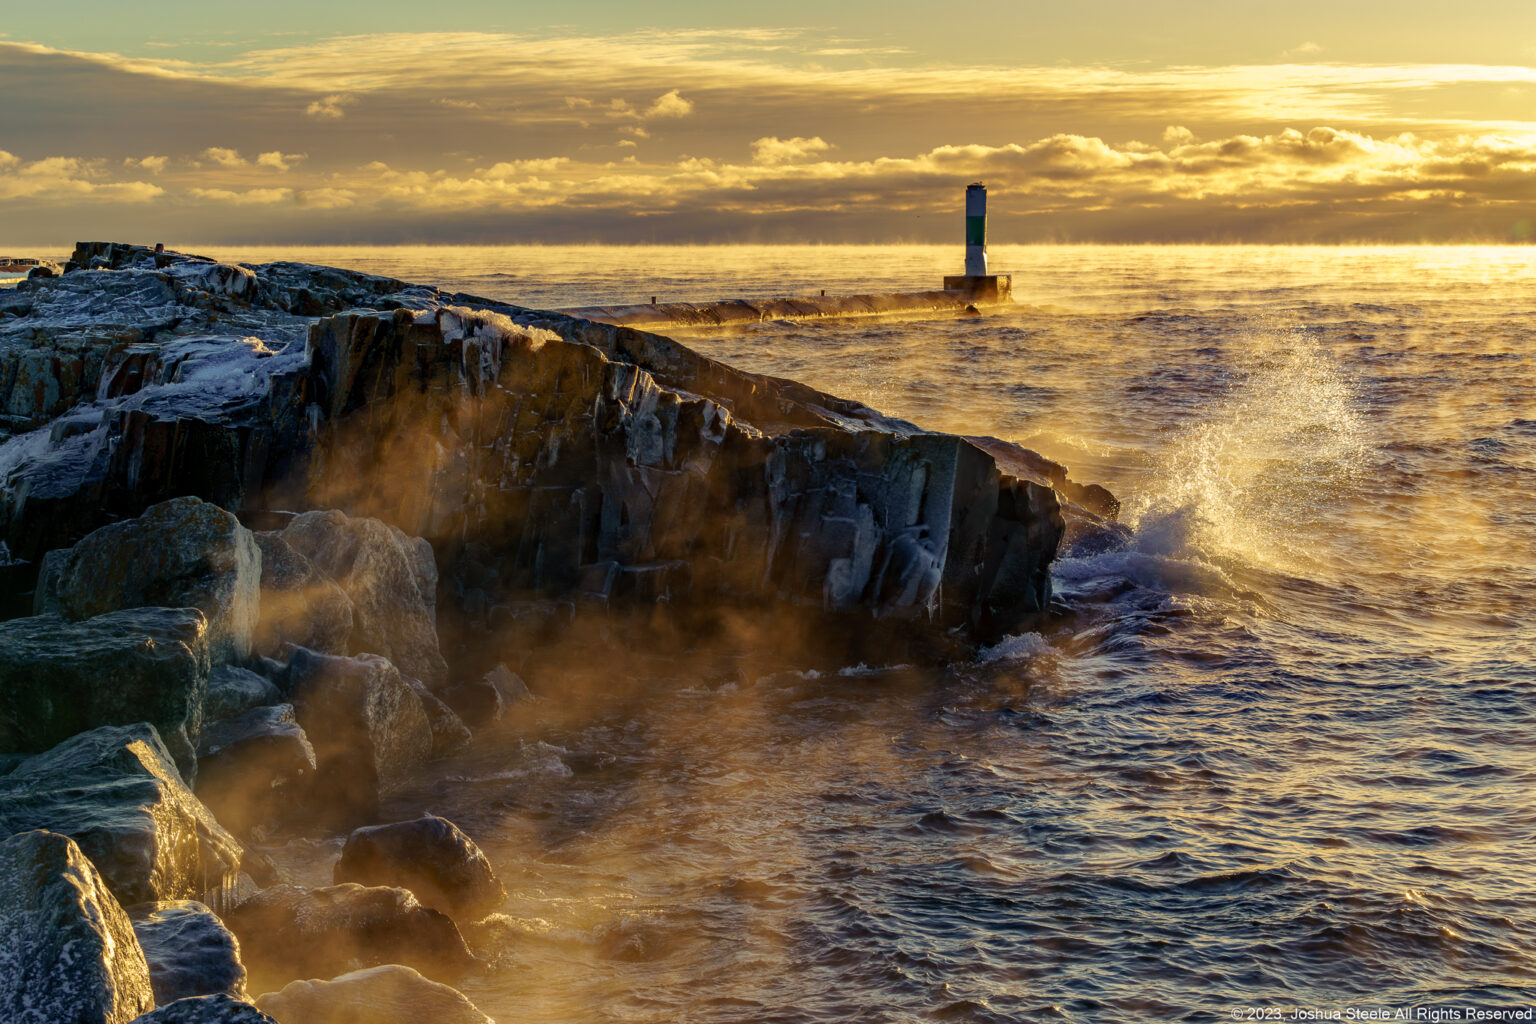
966 215 986 247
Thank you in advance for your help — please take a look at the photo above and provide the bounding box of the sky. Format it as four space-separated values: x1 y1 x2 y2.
2 1 1534 245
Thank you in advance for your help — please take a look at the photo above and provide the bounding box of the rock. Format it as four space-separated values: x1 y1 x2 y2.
280 511 448 688
204 666 281 725
130 994 277 1023
0 724 245 911
250 531 353 660
40 496 261 664
0 607 210 778
0 829 155 1024
277 648 431 822
333 816 504 921
128 901 248 1004
302 307 1065 651
440 663 529 729
254 965 492 1024
223 883 475 984
407 679 471 758
194 705 315 839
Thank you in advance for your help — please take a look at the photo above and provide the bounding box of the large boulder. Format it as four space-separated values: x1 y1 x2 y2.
440 663 529 729
280 511 447 688
0 724 245 911
254 965 493 1024
250 531 353 661
194 704 315 839
39 497 261 664
276 648 431 823
0 607 210 779
223 883 475 985
128 901 248 1005
130 994 277 1023
333 815 504 921
0 829 156 1024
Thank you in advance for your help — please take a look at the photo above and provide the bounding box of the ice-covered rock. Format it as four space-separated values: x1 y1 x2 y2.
128 900 248 1005
254 964 492 1024
39 496 261 664
129 994 276 1023
333 815 504 921
0 606 210 777
223 883 475 985
0 829 156 1024
0 724 245 910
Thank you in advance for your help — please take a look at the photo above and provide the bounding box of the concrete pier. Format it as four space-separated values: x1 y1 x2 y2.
561 282 1012 331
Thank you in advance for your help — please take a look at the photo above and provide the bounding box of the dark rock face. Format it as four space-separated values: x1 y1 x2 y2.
194 704 315 838
439 663 529 729
0 607 210 777
253 965 493 1024
0 724 244 910
39 497 261 664
204 666 281 726
223 883 476 985
128 900 248 1005
276 648 431 822
302 307 1064 650
333 815 505 921
279 510 447 688
130 994 277 1023
2 245 1098 659
407 679 472 758
0 829 156 1024
250 531 353 660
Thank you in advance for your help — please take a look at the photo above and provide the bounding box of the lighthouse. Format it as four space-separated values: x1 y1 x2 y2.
943 182 1011 303
964 182 988 276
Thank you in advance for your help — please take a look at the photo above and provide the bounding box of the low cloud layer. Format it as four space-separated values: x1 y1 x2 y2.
1 31 1532 244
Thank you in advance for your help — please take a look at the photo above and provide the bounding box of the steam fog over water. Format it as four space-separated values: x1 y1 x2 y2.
202 244 1536 1021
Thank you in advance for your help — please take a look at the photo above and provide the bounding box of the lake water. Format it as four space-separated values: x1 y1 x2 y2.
200 244 1536 1022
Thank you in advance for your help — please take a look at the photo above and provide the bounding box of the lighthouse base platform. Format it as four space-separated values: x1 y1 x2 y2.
943 274 1012 303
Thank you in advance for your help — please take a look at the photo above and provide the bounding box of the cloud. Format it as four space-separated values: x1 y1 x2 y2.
201 147 247 168
644 89 694 119
305 93 355 119
188 186 292 205
256 150 306 172
751 136 833 165
124 155 169 173
1284 41 1325 59
0 153 163 202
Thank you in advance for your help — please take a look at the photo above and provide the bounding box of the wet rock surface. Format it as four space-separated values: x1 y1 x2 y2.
276 647 431 822
128 900 248 1005
194 705 315 839
0 607 211 777
279 510 447 688
254 964 493 1024
223 882 476 986
333 815 505 921
40 497 261 664
0 829 155 1024
130 994 277 1023
0 724 244 910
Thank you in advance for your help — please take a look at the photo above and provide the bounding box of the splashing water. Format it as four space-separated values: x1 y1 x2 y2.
1125 320 1369 575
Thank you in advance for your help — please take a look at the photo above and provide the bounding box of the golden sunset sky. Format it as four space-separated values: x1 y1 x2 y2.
2 1 1534 244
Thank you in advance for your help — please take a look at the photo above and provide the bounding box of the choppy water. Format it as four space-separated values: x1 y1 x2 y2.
204 244 1536 1021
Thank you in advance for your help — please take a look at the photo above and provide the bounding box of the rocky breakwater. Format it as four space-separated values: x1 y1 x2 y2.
0 241 1124 1021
